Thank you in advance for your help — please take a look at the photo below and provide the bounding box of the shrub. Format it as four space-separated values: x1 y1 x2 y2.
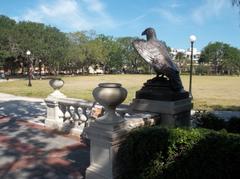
193 111 240 134
192 111 226 130
117 127 170 179
117 127 240 179
227 117 240 134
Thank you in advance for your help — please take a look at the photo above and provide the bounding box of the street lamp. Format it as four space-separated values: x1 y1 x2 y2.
189 35 196 98
39 59 42 80
26 50 32 87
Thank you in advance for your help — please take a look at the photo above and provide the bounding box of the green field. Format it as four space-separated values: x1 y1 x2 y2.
0 74 239 110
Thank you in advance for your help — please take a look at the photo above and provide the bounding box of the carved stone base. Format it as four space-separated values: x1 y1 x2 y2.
136 76 189 101
45 99 63 129
85 121 128 179
130 98 192 127
132 76 191 127
85 113 159 179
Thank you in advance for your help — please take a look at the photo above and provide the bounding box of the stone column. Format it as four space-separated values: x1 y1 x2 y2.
85 122 128 179
85 83 128 179
45 99 64 129
44 78 66 129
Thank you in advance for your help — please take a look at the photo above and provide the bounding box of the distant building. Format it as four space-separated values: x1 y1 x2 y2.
88 66 104 74
170 48 201 62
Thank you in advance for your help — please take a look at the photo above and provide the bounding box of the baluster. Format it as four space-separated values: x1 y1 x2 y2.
65 105 72 121
59 103 67 121
80 107 88 127
73 105 80 121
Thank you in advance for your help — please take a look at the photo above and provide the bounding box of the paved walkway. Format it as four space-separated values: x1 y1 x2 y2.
0 93 90 179
0 93 46 125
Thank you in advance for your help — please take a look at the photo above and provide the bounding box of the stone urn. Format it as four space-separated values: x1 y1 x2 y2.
49 78 64 90
48 78 66 99
92 83 127 124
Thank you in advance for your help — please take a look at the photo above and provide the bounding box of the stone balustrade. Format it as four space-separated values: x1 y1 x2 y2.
45 97 91 136
45 96 131 136
44 79 191 179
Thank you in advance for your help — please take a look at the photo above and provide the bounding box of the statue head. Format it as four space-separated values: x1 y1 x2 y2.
141 27 157 40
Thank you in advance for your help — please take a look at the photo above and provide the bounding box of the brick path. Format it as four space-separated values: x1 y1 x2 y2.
0 116 90 179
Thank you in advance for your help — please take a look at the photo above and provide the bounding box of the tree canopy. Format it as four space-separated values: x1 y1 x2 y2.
200 42 240 75
0 15 239 76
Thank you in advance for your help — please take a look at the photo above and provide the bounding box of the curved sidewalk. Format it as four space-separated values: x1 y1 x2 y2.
0 93 90 179
0 93 46 125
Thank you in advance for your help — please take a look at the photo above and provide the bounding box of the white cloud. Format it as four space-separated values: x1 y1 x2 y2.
82 0 116 28
83 0 105 14
17 0 116 31
192 0 230 25
152 8 184 24
169 2 182 9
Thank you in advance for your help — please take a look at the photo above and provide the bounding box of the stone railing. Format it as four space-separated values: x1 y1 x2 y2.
44 79 131 136
45 97 92 136
44 79 191 179
45 95 130 136
57 98 94 135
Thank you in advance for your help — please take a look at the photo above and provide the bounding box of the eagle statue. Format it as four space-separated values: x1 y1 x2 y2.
133 27 184 92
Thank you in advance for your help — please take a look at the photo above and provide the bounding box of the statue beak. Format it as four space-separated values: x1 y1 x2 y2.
141 30 146 36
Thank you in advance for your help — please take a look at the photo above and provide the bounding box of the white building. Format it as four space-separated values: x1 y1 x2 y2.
170 48 201 62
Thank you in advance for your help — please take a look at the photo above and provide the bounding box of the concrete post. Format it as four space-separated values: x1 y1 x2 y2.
44 78 66 130
85 122 128 179
45 99 64 129
85 83 128 179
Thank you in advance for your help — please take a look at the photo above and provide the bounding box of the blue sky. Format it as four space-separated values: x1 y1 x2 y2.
0 0 239 50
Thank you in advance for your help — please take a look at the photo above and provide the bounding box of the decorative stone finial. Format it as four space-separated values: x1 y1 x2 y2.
92 83 127 124
47 78 66 99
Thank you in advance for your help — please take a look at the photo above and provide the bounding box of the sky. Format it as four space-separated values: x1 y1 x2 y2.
0 0 239 50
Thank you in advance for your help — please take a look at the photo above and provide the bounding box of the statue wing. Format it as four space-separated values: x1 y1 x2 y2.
133 39 178 72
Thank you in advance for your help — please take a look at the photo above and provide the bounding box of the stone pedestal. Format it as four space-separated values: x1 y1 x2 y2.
86 83 128 179
85 121 128 179
131 76 192 127
130 98 192 127
135 76 189 101
45 98 64 130
85 113 160 179
44 78 66 130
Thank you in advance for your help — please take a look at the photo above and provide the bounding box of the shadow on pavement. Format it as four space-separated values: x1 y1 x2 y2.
0 100 46 122
0 116 90 178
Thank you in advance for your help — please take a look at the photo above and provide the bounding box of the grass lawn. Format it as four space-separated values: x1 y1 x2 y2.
0 74 239 110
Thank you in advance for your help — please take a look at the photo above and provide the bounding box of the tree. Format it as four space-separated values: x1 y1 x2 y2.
0 15 17 73
175 52 189 73
15 21 69 75
200 42 225 74
232 0 240 17
200 42 240 75
116 37 145 73
232 0 240 7
222 45 240 74
94 34 124 73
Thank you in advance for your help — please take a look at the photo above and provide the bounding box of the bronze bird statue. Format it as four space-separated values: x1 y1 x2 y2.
133 27 184 92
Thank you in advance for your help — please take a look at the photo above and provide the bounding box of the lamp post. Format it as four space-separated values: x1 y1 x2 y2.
189 35 196 98
39 59 42 80
26 50 32 87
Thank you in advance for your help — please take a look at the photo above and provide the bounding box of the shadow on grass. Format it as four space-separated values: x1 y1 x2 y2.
194 103 240 111
210 105 240 111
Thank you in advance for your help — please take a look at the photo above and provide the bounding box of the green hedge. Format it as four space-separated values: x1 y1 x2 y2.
117 127 240 179
193 111 240 134
227 117 240 133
